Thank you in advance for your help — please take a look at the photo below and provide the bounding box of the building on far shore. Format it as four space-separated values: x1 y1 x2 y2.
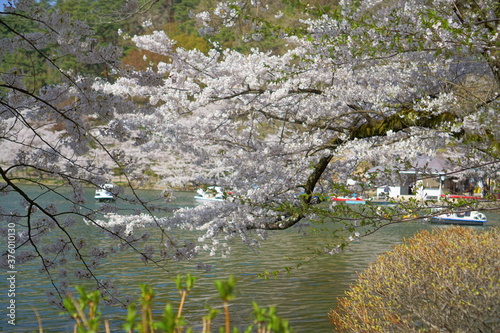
369 156 493 200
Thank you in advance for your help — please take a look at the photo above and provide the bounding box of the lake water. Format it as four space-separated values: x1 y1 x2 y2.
1 185 498 332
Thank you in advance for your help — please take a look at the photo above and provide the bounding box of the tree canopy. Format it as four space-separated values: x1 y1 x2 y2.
1 0 499 309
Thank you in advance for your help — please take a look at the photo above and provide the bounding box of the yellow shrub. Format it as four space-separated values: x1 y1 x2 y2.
328 226 500 332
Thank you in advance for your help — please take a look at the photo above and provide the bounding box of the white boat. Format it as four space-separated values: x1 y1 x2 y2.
95 183 116 202
430 210 487 226
194 186 225 202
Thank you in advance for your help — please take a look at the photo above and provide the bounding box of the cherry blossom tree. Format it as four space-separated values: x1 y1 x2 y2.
1 0 499 306
0 0 175 304
97 0 499 237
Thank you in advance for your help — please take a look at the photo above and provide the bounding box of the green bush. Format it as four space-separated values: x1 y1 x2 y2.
329 226 500 332
62 275 292 333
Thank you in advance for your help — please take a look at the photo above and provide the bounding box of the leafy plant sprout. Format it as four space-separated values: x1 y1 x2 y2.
62 275 292 333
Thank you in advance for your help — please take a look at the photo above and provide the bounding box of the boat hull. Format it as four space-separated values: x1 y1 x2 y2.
345 200 366 205
95 196 116 203
194 195 223 202
440 194 478 200
430 217 486 226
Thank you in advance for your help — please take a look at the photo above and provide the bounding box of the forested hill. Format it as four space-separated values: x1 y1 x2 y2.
0 0 202 90
0 0 335 91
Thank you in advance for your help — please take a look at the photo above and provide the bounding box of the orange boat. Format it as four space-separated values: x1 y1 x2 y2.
332 197 366 204
440 194 478 200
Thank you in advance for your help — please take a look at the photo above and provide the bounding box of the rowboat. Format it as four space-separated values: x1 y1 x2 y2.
95 183 116 202
194 186 225 202
332 197 366 205
430 210 487 226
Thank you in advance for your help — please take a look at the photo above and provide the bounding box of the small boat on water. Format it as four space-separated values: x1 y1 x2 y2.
440 194 479 200
332 197 366 205
95 183 116 202
194 186 225 202
430 210 487 226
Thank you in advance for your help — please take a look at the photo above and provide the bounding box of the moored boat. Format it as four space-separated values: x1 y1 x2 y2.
95 183 116 202
194 186 225 202
440 194 479 200
332 197 366 205
430 210 487 226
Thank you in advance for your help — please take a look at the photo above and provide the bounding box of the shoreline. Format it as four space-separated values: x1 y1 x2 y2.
5 177 196 192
